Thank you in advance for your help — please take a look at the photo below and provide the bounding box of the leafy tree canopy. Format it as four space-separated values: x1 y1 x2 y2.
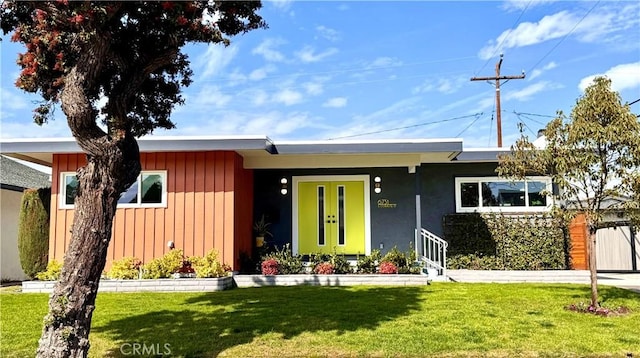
1 1 266 137
498 76 640 227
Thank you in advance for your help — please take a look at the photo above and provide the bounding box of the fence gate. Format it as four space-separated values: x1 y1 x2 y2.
596 225 639 271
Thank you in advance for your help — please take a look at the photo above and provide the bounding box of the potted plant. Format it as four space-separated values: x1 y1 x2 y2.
253 214 272 247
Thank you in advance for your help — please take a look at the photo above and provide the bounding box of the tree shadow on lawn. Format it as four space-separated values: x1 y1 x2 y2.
92 285 423 357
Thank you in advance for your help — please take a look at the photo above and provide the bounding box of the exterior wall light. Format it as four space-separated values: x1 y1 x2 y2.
167 240 175 249
280 177 288 195
374 176 382 194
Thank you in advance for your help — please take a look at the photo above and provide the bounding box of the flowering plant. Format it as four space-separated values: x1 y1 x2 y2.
378 261 398 274
314 262 335 275
176 259 195 274
261 258 279 275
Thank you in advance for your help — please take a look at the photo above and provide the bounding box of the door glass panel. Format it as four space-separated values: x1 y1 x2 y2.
318 186 325 246
338 185 345 245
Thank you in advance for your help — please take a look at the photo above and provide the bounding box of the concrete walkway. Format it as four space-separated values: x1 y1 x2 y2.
447 270 640 293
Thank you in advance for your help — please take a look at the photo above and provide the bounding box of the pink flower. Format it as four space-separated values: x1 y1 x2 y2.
379 261 398 274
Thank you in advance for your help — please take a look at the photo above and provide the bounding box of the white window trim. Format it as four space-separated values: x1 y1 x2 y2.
454 176 552 213
60 171 167 209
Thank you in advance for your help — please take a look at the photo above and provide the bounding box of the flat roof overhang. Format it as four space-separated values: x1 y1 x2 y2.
0 136 472 169
242 138 463 169
0 136 274 166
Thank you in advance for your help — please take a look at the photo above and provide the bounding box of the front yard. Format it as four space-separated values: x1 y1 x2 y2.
1 283 639 357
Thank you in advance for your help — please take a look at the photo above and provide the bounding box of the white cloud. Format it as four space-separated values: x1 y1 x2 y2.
267 0 294 11
303 82 323 96
198 44 239 79
193 85 232 108
316 25 340 42
501 0 556 12
251 90 269 107
413 76 468 95
366 57 402 69
252 38 286 62
273 89 303 106
478 5 640 60
249 65 277 81
295 46 338 63
0 88 29 111
578 62 640 92
505 81 562 101
323 97 348 108
529 61 557 80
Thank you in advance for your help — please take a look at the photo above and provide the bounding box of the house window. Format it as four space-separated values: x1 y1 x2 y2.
455 177 551 213
60 171 167 209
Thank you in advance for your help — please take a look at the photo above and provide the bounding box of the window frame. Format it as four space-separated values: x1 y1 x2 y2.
454 176 552 213
59 170 168 209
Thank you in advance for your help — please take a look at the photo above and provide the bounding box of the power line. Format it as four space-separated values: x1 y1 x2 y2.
326 113 482 140
455 113 484 137
475 0 532 76
525 1 600 76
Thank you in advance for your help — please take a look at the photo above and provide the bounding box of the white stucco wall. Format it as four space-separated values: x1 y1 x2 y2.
1 188 28 281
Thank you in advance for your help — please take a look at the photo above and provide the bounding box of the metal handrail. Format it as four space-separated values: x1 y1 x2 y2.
419 228 448 278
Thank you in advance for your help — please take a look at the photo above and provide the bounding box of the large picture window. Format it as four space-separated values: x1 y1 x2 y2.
455 177 551 213
60 171 167 209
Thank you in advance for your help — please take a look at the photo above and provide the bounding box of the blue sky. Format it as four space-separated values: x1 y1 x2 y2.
1 0 639 148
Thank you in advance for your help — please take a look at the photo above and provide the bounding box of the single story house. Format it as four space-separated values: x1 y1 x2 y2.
1 155 51 281
1 136 565 274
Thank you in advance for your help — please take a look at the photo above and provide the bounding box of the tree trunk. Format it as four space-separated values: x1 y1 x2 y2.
36 136 140 358
587 224 599 308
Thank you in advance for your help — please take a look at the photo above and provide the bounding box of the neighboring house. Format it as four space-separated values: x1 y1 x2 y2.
0 155 51 281
1 136 558 274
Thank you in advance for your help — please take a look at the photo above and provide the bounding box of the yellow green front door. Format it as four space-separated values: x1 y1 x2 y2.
297 180 366 255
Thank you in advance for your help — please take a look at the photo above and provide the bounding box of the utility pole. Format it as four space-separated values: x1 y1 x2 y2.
471 54 525 147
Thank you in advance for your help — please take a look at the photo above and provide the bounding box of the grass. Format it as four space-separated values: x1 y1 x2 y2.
1 283 639 357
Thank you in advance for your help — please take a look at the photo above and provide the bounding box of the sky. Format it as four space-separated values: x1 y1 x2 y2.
1 0 639 148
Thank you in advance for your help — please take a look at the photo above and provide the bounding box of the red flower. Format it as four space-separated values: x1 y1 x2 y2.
379 261 398 274
314 262 335 275
176 16 188 26
161 2 174 10
261 259 279 275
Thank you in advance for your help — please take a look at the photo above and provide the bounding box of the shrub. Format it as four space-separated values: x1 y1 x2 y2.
314 262 335 275
191 249 230 278
18 188 51 279
442 212 568 270
35 260 62 281
356 249 381 274
107 257 142 279
379 261 398 274
261 259 278 275
309 252 352 274
262 244 305 274
381 246 420 274
142 249 185 279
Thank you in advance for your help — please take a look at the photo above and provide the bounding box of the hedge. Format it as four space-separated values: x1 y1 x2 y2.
443 212 569 270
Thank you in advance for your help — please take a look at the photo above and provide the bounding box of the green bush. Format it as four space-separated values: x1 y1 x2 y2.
18 188 51 279
107 257 142 279
262 244 305 274
309 252 352 274
35 260 62 281
191 249 230 278
142 249 185 279
442 212 568 270
356 249 381 274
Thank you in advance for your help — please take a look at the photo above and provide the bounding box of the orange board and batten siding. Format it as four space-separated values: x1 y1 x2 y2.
569 214 589 270
49 151 254 271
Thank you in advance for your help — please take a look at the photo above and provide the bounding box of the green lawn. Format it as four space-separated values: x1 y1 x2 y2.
1 283 639 357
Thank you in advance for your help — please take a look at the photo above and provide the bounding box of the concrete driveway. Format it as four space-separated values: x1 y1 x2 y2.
597 273 640 293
